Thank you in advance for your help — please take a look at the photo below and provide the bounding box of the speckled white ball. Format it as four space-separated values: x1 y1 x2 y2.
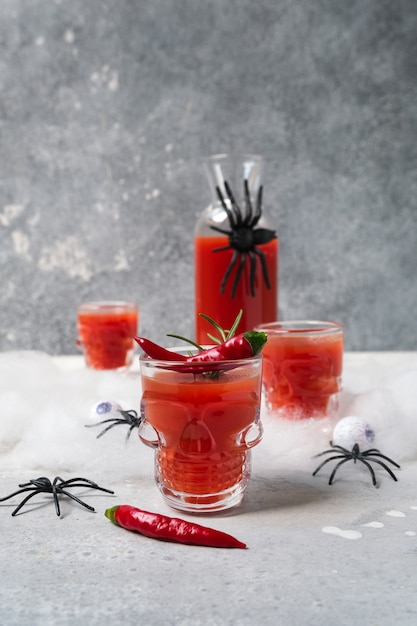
89 400 122 421
332 416 375 449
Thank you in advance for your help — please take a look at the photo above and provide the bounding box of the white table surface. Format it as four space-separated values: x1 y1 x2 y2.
1 351 417 626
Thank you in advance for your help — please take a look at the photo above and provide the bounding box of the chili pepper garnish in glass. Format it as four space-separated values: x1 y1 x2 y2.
135 330 266 374
135 312 266 513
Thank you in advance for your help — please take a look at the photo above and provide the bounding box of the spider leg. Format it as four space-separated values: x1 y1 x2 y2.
54 476 83 488
220 250 239 294
0 486 39 502
216 186 237 229
243 179 253 226
127 424 136 442
328 458 354 485
19 476 52 489
248 250 257 296
85 418 121 428
55 477 115 494
121 409 138 417
51 480 61 516
329 444 353 455
313 444 353 458
361 450 401 468
313 449 339 459
212 245 232 253
360 457 398 482
210 225 232 236
96 423 122 439
11 490 49 516
88 419 128 439
356 458 378 486
251 185 263 227
254 248 271 289
312 454 349 476
231 254 246 299
119 409 141 427
313 443 352 457
57 488 96 513
224 181 243 227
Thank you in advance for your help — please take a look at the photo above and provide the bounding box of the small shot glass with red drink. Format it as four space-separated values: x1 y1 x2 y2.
254 320 344 420
77 301 139 371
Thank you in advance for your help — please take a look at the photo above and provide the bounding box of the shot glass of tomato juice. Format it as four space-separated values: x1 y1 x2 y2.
139 349 263 513
255 321 343 420
77 301 138 370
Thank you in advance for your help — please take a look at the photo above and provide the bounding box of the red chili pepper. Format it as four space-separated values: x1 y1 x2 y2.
185 331 267 363
105 505 247 549
134 336 187 362
136 331 266 365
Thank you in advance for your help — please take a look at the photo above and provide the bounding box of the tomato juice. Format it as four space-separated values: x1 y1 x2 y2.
139 355 263 512
194 235 278 344
77 302 138 370
258 321 344 419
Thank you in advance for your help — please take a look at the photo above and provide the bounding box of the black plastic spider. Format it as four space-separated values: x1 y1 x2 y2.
85 409 142 441
0 476 114 517
312 442 400 487
210 179 277 298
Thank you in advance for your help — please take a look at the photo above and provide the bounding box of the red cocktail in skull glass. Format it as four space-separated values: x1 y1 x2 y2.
139 349 263 513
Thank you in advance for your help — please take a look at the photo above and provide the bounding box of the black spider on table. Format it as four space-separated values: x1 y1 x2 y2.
0 476 114 516
210 179 277 298
85 408 141 441
312 442 400 487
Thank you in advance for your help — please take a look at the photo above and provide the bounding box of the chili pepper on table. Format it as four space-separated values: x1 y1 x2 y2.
105 505 247 549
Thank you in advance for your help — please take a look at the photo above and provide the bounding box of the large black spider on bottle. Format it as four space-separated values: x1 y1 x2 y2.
210 179 277 298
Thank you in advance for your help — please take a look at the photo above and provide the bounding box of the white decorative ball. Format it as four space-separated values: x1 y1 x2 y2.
332 416 375 450
90 400 122 420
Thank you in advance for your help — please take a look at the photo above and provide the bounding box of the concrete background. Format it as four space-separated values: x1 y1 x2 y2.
0 0 416 354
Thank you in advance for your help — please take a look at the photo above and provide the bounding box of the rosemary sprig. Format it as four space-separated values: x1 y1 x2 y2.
199 313 227 343
166 335 203 352
167 310 243 350
225 309 243 339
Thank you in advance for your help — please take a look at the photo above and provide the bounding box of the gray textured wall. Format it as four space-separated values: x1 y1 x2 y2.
1 0 416 354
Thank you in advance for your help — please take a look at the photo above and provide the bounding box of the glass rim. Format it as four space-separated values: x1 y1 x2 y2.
78 301 138 312
254 320 343 336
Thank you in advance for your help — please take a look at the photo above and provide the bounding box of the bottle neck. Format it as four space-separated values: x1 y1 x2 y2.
203 154 264 207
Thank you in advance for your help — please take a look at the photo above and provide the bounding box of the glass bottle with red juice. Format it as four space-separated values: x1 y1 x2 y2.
194 154 278 343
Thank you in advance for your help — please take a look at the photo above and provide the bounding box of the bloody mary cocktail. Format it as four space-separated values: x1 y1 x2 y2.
77 301 138 370
194 234 278 344
139 350 263 512
256 321 343 420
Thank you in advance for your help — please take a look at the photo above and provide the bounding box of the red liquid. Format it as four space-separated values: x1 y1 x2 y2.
194 235 278 343
262 332 343 419
140 364 262 503
78 309 138 370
